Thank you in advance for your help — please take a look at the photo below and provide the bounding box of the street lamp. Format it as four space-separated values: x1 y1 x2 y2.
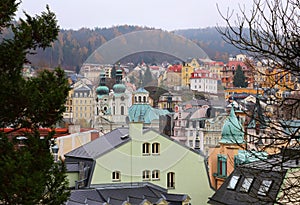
51 143 59 162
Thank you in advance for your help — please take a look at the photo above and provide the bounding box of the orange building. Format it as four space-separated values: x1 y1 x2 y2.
207 106 246 189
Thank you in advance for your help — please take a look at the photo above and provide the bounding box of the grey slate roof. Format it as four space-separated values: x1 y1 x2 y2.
208 151 300 205
183 99 211 107
66 183 189 205
64 128 130 159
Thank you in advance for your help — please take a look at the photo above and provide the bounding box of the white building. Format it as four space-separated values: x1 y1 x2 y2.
190 69 218 94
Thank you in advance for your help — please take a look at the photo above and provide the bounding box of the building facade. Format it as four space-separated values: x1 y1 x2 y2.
190 69 218 94
221 56 254 89
181 58 201 87
63 78 94 127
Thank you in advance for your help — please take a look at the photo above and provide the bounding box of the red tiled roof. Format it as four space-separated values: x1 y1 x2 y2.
167 65 182 72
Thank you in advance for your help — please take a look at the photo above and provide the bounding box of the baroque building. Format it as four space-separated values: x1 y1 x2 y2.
94 69 131 133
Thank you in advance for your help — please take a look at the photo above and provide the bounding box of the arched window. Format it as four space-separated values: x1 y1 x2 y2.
152 143 160 155
112 171 120 181
138 96 142 102
121 106 124 115
135 96 137 103
167 172 175 189
143 96 146 103
152 170 160 180
142 170 151 181
142 143 150 155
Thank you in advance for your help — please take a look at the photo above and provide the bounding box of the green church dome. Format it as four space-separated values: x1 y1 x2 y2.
113 84 126 93
220 106 245 144
96 85 109 96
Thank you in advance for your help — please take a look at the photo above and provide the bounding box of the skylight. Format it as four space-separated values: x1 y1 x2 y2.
240 177 254 192
227 175 240 190
258 180 272 196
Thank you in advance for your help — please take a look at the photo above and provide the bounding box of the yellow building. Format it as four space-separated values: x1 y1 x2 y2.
224 88 263 100
63 78 95 128
261 68 296 98
182 58 200 87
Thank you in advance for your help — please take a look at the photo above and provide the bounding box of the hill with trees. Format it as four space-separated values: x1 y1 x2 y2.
1 25 241 71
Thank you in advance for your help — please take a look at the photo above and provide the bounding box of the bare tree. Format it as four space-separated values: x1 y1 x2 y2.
214 0 300 204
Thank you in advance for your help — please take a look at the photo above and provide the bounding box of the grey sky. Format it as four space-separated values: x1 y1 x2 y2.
16 0 253 31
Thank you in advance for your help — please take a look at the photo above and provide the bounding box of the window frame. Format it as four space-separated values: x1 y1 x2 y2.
152 170 160 181
217 154 227 177
142 170 151 181
227 175 240 190
258 180 272 196
167 172 175 189
240 177 254 192
152 142 160 155
120 105 124 115
142 142 150 155
112 171 121 182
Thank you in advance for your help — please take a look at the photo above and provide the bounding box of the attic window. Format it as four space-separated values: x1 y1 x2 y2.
240 177 254 192
112 171 120 181
227 175 240 190
258 180 272 196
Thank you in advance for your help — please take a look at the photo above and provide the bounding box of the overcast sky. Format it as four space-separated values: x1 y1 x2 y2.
16 0 253 31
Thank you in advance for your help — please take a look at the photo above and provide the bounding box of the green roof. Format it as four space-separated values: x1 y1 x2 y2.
136 87 149 93
220 106 245 144
96 85 109 96
128 104 169 123
113 84 126 93
235 150 267 165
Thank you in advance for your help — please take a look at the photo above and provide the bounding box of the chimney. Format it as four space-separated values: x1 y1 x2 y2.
91 130 99 141
129 122 143 140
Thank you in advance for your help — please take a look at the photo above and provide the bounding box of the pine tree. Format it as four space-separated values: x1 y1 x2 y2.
142 66 153 87
233 65 248 88
0 1 70 204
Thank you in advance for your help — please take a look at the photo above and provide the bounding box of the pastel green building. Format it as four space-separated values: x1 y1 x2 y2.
65 122 213 204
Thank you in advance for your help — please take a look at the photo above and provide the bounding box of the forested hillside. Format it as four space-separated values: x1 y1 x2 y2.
174 27 240 62
1 25 240 71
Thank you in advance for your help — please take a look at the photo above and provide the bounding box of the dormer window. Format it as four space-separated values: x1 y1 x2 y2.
227 175 240 190
258 180 272 196
240 177 254 192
